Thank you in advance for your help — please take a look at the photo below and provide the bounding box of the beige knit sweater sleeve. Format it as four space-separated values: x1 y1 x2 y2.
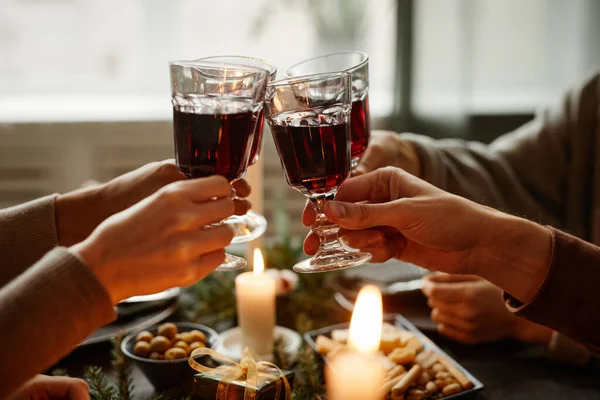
0 197 116 397
0 195 61 286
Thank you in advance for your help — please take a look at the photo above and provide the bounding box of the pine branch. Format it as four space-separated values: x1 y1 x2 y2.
111 333 134 400
51 368 69 377
179 272 237 326
84 366 120 400
272 336 290 371
149 385 192 400
292 344 326 400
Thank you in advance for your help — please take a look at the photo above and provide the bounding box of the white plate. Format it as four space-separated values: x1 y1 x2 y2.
119 287 181 304
216 326 302 362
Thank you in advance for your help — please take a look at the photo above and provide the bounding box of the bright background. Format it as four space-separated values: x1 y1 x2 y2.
1 0 599 240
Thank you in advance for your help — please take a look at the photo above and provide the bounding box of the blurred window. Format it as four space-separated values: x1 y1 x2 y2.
0 0 397 123
414 0 600 115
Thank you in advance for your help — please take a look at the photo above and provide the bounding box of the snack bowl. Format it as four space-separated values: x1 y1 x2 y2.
122 322 219 390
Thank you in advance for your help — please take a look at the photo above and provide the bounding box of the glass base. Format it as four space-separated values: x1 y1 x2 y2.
226 211 268 244
293 250 372 273
216 253 247 271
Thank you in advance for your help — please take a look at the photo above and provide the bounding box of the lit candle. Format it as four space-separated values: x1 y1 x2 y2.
235 248 276 356
327 285 385 400
244 155 264 265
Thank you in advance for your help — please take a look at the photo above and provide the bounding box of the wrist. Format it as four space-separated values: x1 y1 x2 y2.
396 137 422 178
55 185 105 246
512 317 553 345
473 211 552 303
70 237 119 304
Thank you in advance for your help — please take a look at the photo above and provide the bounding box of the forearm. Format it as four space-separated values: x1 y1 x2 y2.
402 127 563 227
474 214 600 355
473 211 552 304
0 247 115 399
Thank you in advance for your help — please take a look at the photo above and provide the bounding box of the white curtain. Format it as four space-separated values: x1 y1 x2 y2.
413 0 600 120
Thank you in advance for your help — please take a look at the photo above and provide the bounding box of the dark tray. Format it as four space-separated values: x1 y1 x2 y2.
304 313 484 399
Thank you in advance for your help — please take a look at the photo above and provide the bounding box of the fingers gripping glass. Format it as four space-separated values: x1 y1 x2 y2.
194 56 277 244
285 52 370 169
169 60 269 271
264 72 372 273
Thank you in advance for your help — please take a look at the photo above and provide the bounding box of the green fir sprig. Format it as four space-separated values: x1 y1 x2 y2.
111 333 134 400
84 366 120 400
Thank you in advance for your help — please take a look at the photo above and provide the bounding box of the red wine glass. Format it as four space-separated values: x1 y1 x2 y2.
195 55 277 244
169 60 269 271
285 52 370 169
264 72 372 273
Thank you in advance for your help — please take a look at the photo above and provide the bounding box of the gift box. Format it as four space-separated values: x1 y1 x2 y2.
193 368 294 400
189 347 293 400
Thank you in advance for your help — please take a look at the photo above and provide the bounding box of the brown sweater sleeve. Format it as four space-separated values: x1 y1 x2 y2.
402 71 600 232
0 195 60 286
0 247 116 398
504 227 600 356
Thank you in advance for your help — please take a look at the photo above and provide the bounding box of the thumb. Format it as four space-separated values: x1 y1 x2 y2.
324 200 403 230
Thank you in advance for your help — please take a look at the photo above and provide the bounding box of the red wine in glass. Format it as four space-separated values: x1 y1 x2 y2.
270 115 350 197
350 96 371 161
248 109 265 166
173 108 255 183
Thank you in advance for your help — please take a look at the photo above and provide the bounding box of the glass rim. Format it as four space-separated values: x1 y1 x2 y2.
169 59 269 78
285 51 369 75
193 55 277 77
267 71 351 88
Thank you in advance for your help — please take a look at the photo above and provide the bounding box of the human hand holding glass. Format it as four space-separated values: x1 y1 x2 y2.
264 71 372 273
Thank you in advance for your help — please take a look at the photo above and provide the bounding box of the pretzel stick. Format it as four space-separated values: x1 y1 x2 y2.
415 350 438 369
380 371 406 395
437 355 473 389
391 364 422 396
386 365 406 381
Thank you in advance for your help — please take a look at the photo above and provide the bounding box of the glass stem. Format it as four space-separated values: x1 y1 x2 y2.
310 195 343 254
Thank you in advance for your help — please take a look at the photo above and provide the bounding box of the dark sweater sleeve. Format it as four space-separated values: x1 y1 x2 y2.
0 247 116 398
504 227 600 356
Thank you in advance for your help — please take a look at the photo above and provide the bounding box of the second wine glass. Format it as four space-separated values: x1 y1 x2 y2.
286 52 370 169
170 60 268 271
264 72 372 273
195 55 277 244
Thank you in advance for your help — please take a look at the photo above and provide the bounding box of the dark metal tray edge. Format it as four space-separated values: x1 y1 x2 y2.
304 313 484 399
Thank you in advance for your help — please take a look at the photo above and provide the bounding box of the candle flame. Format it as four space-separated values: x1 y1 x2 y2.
348 285 382 353
253 248 264 276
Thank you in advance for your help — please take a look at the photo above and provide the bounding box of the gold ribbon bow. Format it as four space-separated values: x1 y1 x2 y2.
189 347 291 400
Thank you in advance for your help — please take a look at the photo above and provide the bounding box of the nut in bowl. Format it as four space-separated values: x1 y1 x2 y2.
305 314 484 400
122 322 219 390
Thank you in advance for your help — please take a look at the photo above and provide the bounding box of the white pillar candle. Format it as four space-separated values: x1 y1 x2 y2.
235 248 276 356
327 285 385 400
245 158 264 266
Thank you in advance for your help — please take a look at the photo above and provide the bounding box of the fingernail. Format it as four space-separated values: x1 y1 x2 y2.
366 233 384 247
352 168 364 177
328 202 347 219
421 281 432 295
